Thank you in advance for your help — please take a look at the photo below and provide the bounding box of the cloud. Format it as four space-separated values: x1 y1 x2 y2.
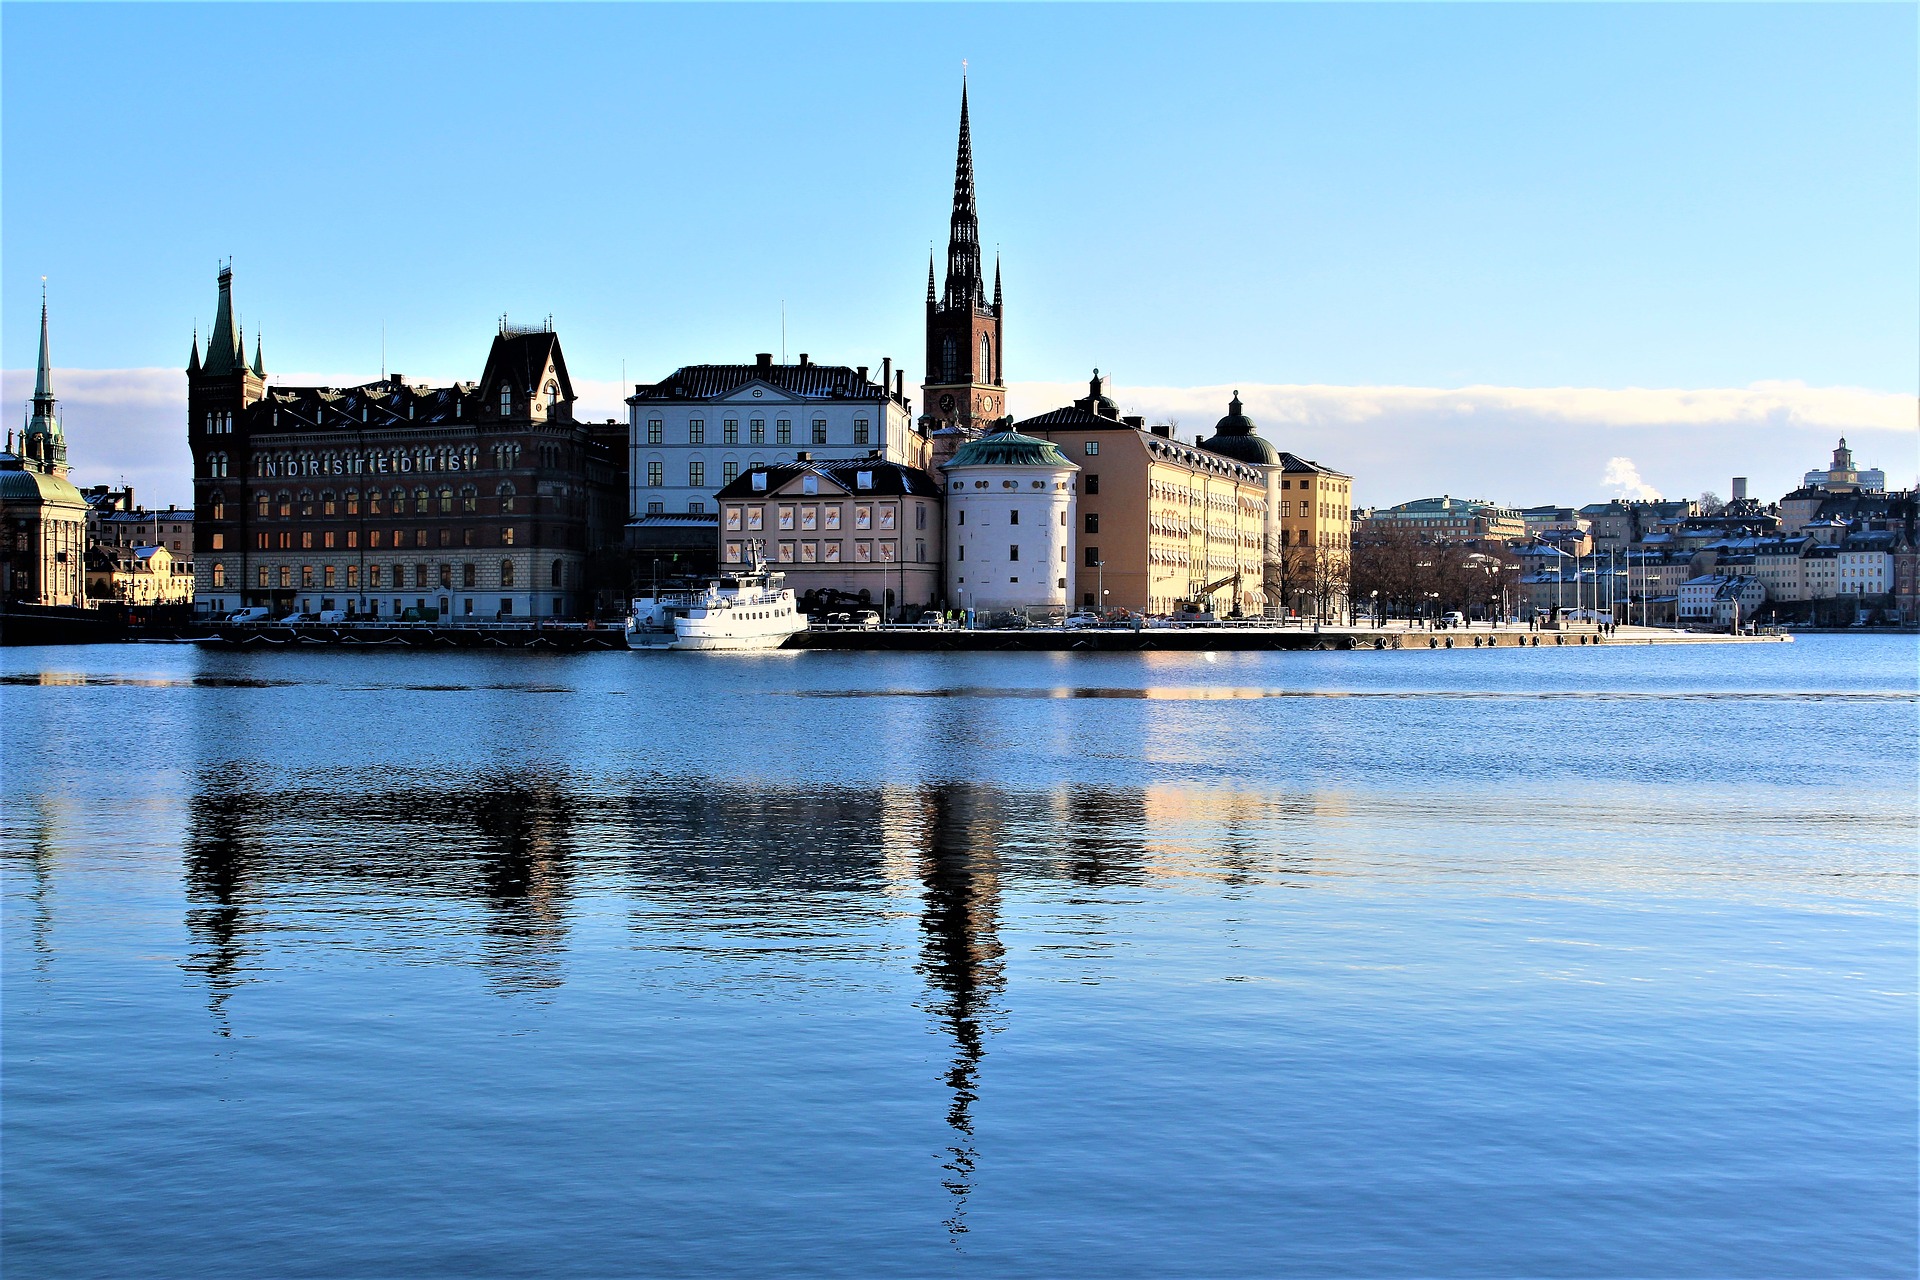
1600 457 1661 501
5 368 1913 513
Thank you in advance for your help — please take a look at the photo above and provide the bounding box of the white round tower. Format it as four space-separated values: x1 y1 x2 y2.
943 431 1079 614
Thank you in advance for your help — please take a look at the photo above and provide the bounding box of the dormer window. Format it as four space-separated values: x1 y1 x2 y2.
802 475 818 495
545 380 559 408
751 472 768 492
857 471 874 491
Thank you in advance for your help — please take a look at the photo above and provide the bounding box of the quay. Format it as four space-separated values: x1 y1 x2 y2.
791 622 1791 652
183 619 1792 653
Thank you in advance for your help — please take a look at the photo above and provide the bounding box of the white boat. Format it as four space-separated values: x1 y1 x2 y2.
625 550 807 652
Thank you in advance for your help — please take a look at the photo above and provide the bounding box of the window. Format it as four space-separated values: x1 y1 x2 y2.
501 560 515 587
915 540 926 563
647 501 663 514
302 531 314 549
823 541 841 563
212 563 226 587
750 418 766 444
689 419 706 445
855 506 872 530
545 380 559 408
725 542 743 563
957 510 965 526
1008 544 1020 561
981 333 992 382
778 506 795 531
370 565 383 588
854 418 870 446
723 419 739 445
462 563 476 588
688 500 704 514
436 485 452 514
551 560 563 588
801 507 817 531
689 460 706 488
879 541 895 563
747 508 763 530
1009 509 1021 526
751 472 767 492
321 490 337 516
257 492 271 518
723 460 739 484
856 471 874 491
1084 442 1099 456
776 419 792 445
647 419 663 445
279 566 291 588
1086 474 1099 494
811 419 828 445
323 566 337 588
941 336 957 382
957 545 965 562
802 475 819 496
301 566 315 588
502 528 515 546
646 461 662 487
1086 546 1100 567
878 507 895 531
344 490 359 516
460 486 477 513
499 386 512 415
1085 512 1099 533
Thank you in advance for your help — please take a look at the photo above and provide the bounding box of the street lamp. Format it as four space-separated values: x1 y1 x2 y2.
1095 559 1105 618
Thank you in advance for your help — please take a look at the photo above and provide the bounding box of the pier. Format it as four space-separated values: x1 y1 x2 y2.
791 622 1789 652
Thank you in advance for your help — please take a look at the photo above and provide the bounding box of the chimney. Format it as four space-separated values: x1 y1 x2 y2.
882 357 892 396
895 370 904 400
1732 477 1748 502
1149 423 1171 438
756 353 772 369
799 353 810 367
796 451 812 463
1124 415 1145 429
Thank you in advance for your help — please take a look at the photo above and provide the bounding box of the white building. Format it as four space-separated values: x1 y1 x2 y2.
943 430 1078 613
626 355 924 523
1836 537 1895 597
1678 574 1764 626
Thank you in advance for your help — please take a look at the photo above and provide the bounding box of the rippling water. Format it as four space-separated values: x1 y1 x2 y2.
4 637 1915 1277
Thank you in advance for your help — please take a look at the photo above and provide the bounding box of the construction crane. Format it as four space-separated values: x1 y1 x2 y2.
1172 570 1242 622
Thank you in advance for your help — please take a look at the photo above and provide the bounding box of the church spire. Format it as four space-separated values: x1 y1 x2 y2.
928 253 937 303
23 284 67 476
187 328 201 376
252 331 266 377
993 253 1002 310
944 77 982 310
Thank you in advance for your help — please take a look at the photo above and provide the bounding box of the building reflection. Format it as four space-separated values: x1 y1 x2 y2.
911 782 1007 1242
184 774 264 1034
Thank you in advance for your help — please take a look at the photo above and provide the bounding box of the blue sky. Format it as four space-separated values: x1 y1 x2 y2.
3 3 1915 506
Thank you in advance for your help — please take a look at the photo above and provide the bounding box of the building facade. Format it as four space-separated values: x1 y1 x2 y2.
920 80 1007 446
943 431 1079 614
86 543 195 607
627 355 921 522
1 294 88 608
188 267 624 620
713 455 942 615
1356 496 1523 544
1011 374 1266 616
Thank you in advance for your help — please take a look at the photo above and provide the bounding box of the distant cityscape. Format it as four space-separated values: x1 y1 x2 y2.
3 85 1912 633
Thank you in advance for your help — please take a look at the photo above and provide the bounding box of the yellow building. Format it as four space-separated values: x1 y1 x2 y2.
1011 374 1267 616
86 543 196 607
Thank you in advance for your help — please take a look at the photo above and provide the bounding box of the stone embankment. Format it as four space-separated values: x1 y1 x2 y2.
791 623 1791 653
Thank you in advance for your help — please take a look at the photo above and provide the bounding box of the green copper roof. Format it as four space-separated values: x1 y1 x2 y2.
946 430 1074 470
203 265 243 376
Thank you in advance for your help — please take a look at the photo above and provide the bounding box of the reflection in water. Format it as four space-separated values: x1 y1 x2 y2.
471 782 577 994
915 784 1005 1243
184 777 262 1034
7 797 64 973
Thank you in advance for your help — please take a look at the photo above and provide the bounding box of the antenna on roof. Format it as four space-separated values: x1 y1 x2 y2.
381 321 387 380
781 300 787 364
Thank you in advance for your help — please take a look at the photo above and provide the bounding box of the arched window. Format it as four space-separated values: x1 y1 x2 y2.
501 559 515 587
980 333 992 382
941 336 957 382
497 482 517 513
414 486 430 514
498 386 512 416
460 485 477 513
437 485 453 514
545 380 559 408
211 563 226 587
321 490 337 516
551 559 562 588
390 487 407 513
277 491 293 517
345 490 360 515
298 489 316 516
257 491 271 518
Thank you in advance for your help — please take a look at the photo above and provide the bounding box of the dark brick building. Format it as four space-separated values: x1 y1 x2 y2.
189 266 624 620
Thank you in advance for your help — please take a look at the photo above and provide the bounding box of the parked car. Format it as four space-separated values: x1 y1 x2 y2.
316 610 348 624
277 610 311 624
1064 612 1104 629
915 613 950 629
853 610 881 629
227 606 272 624
1442 611 1467 628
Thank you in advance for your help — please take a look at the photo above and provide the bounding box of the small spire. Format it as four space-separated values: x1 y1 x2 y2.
32 283 53 404
187 327 201 375
927 253 937 303
993 253 1002 309
252 331 265 377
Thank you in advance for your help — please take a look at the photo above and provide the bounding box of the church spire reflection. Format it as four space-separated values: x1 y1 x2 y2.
914 783 1006 1242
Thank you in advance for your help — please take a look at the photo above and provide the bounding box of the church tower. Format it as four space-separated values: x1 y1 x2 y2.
921 80 1005 443
21 287 68 478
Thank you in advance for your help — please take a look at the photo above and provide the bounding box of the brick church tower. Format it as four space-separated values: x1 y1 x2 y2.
921 80 1005 448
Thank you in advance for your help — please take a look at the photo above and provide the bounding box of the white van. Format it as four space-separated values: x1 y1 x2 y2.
227 606 272 624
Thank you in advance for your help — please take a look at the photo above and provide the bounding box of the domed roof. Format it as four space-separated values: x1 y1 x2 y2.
0 456 88 508
947 430 1075 470
1198 391 1279 466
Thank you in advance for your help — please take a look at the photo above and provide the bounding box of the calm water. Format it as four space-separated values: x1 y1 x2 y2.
3 637 1915 1278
